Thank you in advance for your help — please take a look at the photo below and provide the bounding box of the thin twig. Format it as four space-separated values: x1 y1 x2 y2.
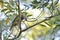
16 0 22 39
44 22 52 27
10 15 18 30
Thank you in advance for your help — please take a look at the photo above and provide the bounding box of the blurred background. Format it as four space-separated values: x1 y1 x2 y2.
0 0 60 40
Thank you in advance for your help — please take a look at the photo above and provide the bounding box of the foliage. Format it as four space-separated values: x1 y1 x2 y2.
0 0 60 40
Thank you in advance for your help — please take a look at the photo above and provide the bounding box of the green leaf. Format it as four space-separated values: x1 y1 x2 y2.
5 5 15 10
1 9 8 12
9 0 14 6
27 14 32 17
40 24 47 27
22 12 28 15
4 2 9 4
5 10 14 14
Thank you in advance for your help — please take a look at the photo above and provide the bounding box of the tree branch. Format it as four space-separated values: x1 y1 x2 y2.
10 0 22 39
10 15 18 30
16 0 22 39
22 14 60 32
